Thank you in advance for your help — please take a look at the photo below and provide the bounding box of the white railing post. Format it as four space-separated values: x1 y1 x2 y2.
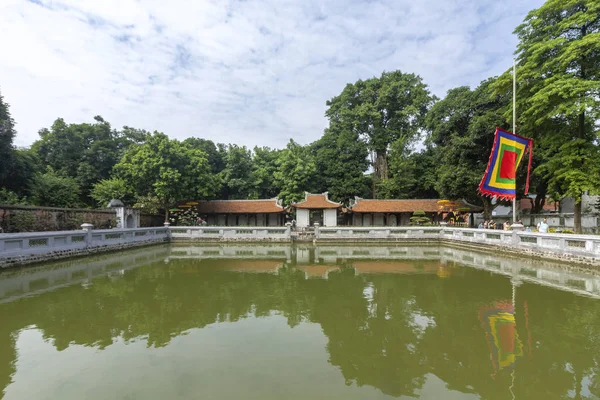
81 223 93 247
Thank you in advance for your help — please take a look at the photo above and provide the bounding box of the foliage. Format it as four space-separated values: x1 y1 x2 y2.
90 178 135 207
426 79 511 219
325 70 434 189
220 144 255 199
30 169 82 208
132 195 163 215
170 208 200 226
311 126 371 203
274 139 317 205
0 89 16 189
115 132 212 220
251 146 281 199
31 116 143 205
409 210 431 225
494 0 600 232
379 145 439 199
0 188 27 205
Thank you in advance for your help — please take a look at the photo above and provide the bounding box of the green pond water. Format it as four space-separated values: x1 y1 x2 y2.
0 244 599 400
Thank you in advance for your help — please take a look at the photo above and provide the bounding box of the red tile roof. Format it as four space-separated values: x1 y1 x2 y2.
218 261 284 273
195 199 284 214
292 192 342 209
519 198 558 211
353 261 440 274
296 265 341 278
349 198 482 213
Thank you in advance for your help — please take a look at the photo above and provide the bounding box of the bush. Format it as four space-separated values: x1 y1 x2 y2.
30 169 81 208
410 210 431 226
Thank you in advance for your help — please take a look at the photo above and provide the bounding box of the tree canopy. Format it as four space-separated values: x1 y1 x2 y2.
0 0 598 232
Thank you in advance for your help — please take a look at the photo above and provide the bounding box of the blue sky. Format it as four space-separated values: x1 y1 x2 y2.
1 0 544 148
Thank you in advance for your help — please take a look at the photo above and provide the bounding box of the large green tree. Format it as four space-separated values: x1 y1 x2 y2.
426 79 511 219
378 145 439 200
311 126 371 203
0 89 17 189
274 139 317 205
32 116 136 205
30 168 82 208
115 132 212 221
505 0 600 232
220 145 255 199
325 71 434 197
251 146 281 199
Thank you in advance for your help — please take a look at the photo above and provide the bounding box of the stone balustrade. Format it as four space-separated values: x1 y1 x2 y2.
1 224 600 268
169 226 291 242
0 226 169 268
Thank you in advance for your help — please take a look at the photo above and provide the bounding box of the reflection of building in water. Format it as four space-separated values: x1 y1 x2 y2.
216 260 284 274
296 265 340 279
352 261 440 275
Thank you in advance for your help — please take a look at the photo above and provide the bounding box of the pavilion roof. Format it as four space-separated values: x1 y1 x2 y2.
349 198 483 213
195 198 284 214
292 192 342 209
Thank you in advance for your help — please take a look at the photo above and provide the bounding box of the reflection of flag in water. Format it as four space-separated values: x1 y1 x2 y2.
478 128 533 200
479 301 524 372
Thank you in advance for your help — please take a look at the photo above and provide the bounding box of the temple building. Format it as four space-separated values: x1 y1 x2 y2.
195 198 286 226
291 192 342 228
348 198 482 227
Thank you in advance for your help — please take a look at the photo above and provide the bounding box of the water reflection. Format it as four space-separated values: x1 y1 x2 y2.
0 244 599 399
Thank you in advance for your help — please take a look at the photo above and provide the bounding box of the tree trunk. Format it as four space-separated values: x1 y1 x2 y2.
374 151 388 181
533 182 546 214
164 207 169 223
574 199 582 234
373 151 388 199
482 197 493 220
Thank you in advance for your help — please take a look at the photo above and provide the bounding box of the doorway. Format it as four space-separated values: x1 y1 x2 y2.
309 210 323 226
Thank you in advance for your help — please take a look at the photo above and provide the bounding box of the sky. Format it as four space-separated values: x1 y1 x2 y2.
0 0 545 149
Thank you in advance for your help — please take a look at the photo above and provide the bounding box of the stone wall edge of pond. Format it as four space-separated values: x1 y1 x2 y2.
1 226 600 268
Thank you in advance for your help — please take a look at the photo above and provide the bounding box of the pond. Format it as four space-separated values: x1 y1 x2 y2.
0 244 599 400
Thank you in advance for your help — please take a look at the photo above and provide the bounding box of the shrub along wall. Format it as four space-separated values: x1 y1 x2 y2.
0 205 163 233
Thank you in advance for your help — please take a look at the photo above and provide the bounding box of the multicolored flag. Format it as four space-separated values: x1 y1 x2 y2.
479 128 533 200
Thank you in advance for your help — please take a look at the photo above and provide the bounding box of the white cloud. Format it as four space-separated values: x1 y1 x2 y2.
0 0 544 148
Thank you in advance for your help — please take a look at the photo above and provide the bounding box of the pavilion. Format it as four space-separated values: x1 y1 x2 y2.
195 198 286 226
291 192 342 228
348 198 482 227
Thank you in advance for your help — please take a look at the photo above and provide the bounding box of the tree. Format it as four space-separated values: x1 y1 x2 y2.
0 89 17 189
378 145 439 200
311 126 371 203
252 146 281 199
2 148 38 196
90 178 135 207
325 71 434 196
409 210 431 225
220 145 255 199
114 132 212 221
504 0 600 232
30 169 82 208
32 116 143 205
426 79 511 219
0 188 27 205
274 139 317 205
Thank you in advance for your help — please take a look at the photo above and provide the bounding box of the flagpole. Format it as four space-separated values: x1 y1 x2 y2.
512 58 517 224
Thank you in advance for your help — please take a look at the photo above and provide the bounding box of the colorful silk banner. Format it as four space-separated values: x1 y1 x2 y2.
478 128 533 200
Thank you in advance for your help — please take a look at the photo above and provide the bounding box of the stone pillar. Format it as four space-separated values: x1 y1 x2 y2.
313 222 320 238
285 222 292 239
164 222 171 239
81 223 93 247
114 207 126 228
